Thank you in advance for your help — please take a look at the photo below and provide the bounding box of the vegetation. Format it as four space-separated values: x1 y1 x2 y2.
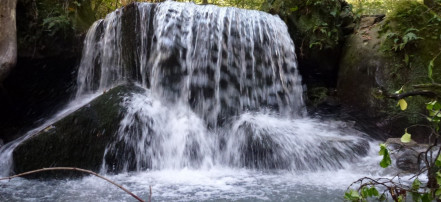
346 99 441 201
342 1 441 200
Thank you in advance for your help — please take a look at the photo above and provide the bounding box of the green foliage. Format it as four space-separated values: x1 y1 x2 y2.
344 187 380 201
347 0 420 15
385 28 423 52
261 0 349 51
379 0 441 82
344 189 362 201
346 97 441 201
42 14 72 36
378 143 391 168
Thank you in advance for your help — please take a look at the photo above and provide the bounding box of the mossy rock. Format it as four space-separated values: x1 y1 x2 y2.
337 1 441 140
12 84 145 178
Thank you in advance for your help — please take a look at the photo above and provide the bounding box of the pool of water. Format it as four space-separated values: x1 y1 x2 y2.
0 142 404 202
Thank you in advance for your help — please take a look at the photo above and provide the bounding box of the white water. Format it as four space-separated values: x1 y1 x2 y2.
0 1 405 201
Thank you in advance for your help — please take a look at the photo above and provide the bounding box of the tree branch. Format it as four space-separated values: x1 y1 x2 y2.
385 90 437 100
0 167 145 202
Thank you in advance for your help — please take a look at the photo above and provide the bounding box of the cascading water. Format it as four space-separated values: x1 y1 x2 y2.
0 1 398 201
73 1 370 173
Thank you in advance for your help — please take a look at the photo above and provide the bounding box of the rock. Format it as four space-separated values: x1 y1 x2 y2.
386 138 426 172
12 84 145 178
225 115 370 170
0 0 17 83
386 138 418 148
337 6 441 139
396 150 419 172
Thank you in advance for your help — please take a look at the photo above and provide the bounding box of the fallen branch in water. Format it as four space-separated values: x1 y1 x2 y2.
0 167 145 202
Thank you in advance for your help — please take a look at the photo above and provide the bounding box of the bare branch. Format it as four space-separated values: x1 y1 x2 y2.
0 167 145 202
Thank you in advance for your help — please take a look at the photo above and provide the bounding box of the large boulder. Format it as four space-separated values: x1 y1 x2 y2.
337 1 441 139
0 0 17 82
12 85 145 177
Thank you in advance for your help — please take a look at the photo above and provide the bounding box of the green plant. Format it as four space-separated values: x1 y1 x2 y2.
346 99 441 202
385 28 423 52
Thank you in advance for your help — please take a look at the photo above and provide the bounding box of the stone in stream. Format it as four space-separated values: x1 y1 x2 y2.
12 85 145 178
386 138 426 172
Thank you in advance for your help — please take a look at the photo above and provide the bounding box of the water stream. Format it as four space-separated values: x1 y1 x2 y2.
0 1 405 201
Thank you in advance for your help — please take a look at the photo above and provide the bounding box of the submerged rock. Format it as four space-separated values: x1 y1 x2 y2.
223 114 370 170
12 84 145 178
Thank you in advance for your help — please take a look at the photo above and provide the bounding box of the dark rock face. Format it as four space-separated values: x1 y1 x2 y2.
337 16 435 140
0 0 17 82
12 85 144 177
0 0 85 142
0 57 78 142
283 1 354 88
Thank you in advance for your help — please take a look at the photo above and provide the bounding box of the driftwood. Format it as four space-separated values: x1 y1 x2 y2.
0 167 148 202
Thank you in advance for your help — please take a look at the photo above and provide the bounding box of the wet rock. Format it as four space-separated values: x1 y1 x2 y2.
396 150 419 172
386 138 425 172
337 12 440 139
226 116 370 170
12 84 145 178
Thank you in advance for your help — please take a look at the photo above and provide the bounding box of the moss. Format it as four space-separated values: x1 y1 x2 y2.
380 1 441 85
376 1 441 126
307 87 329 106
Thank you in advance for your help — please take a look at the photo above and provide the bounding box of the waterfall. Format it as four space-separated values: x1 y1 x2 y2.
75 1 367 172
0 1 370 176
76 1 305 121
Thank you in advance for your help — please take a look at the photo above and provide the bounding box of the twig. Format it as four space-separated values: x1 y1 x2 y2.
149 185 152 202
0 167 145 202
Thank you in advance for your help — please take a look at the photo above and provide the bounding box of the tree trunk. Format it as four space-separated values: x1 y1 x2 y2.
0 0 17 83
202 0 208 4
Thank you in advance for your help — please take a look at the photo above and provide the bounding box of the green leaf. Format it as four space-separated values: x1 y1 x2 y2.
436 171 441 185
361 187 369 198
412 178 421 190
422 193 432 202
401 130 411 143
412 192 421 202
436 155 441 167
350 189 360 198
369 186 379 197
404 54 409 65
345 189 361 201
398 99 408 110
379 144 391 168
436 189 441 196
395 87 404 94
289 6 298 13
427 101 437 110
379 144 387 155
428 59 434 81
